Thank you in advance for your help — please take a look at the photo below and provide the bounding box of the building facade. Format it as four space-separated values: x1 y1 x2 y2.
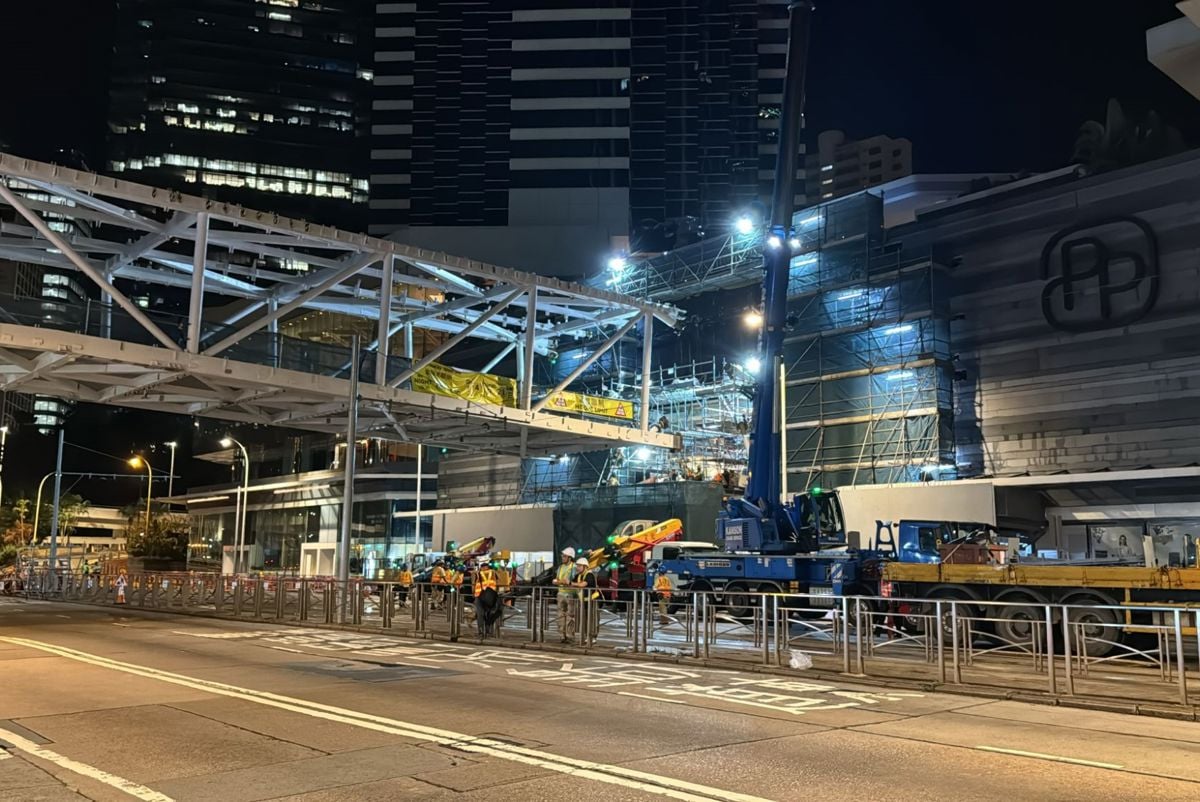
369 0 801 276
107 0 372 229
805 130 912 203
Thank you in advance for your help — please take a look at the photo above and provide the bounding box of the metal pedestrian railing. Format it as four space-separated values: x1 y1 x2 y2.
18 570 1200 710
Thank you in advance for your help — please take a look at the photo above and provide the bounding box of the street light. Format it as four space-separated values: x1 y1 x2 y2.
129 456 152 537
221 436 250 574
743 310 763 329
165 441 178 500
0 424 9 507
32 471 54 547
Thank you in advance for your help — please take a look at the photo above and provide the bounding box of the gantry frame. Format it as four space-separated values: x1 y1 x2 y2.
0 153 680 455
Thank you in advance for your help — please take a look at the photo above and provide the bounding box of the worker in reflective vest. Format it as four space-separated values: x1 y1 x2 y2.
653 568 673 625
397 564 414 607
473 565 498 596
553 547 578 643
430 560 448 609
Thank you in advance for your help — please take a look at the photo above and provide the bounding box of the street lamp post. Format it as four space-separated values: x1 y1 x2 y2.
128 456 153 537
0 424 9 506
32 471 54 547
165 441 178 501
221 437 250 574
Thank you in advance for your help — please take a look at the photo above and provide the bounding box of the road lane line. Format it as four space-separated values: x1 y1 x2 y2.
2 636 773 802
975 745 1124 770
618 691 688 705
0 726 173 801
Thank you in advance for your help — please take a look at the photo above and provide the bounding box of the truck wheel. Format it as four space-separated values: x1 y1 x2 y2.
722 583 754 619
993 592 1046 647
922 589 979 643
1063 594 1121 658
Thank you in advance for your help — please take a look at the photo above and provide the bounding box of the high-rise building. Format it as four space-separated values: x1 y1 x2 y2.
805 130 913 202
369 1 801 275
107 0 373 229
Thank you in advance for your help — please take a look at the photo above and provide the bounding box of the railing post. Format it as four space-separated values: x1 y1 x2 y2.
854 597 865 675
1174 608 1187 706
840 596 851 673
950 600 961 684
760 593 770 665
936 600 946 683
1044 604 1056 694
1060 606 1074 696
630 590 640 653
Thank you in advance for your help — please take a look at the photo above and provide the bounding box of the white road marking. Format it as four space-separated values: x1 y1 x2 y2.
618 691 688 705
2 636 774 802
0 726 173 801
975 745 1124 770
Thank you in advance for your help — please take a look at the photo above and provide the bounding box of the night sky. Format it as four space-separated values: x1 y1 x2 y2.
3 1 1195 172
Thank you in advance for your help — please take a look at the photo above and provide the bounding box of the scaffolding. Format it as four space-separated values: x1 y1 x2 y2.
607 232 763 301
781 194 954 489
604 358 752 487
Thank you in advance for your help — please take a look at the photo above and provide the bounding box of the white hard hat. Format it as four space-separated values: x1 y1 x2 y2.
561 547 576 558
575 557 589 566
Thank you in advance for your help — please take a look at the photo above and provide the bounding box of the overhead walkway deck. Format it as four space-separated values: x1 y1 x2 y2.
0 153 680 456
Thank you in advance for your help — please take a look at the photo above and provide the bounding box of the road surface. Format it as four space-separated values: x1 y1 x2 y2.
2 597 1198 801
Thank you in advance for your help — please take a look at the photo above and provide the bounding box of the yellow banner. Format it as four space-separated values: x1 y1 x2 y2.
542 390 635 420
412 363 518 407
410 362 635 420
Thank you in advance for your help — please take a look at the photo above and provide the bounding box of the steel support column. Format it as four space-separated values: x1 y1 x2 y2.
521 289 537 409
336 336 360 623
376 254 395 383
639 312 653 433
187 212 209 353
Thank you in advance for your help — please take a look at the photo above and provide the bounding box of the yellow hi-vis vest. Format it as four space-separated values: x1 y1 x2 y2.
473 568 498 595
398 570 414 587
556 563 578 597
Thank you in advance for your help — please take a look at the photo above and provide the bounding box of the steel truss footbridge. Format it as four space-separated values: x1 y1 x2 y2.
0 153 680 456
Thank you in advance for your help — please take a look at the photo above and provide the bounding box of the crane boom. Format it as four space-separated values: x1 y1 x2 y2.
725 1 818 553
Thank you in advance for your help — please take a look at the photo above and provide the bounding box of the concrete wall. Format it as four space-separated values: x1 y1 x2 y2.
430 505 555 553
896 152 1200 477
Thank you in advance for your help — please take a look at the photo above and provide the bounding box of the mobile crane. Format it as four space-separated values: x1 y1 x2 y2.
652 2 891 615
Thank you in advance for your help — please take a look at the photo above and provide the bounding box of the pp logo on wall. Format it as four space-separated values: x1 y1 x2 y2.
1039 216 1160 332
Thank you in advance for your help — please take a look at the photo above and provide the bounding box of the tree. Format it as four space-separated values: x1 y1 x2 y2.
1072 98 1186 174
123 500 189 562
58 494 89 544
1 498 33 547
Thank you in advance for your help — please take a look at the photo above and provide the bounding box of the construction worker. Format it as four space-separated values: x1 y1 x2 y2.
572 557 600 644
472 560 500 637
653 566 674 625
397 563 414 607
552 547 578 643
430 559 448 609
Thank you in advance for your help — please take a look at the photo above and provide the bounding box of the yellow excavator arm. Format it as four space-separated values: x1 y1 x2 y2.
583 519 684 569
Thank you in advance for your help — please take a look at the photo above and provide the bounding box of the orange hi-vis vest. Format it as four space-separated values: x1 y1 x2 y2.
431 566 448 585
398 570 414 587
473 567 498 595
654 573 673 596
